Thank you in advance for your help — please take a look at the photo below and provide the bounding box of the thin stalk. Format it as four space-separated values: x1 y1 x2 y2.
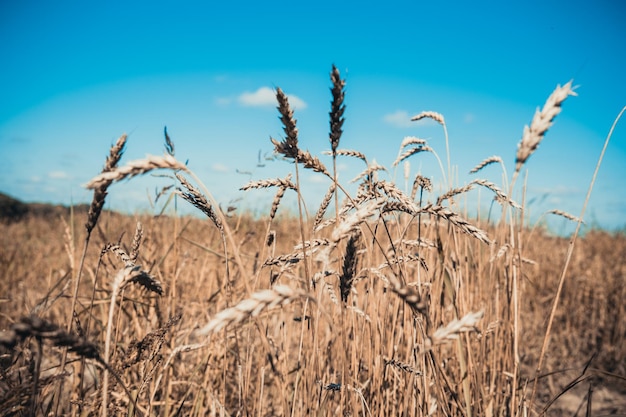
528 106 625 413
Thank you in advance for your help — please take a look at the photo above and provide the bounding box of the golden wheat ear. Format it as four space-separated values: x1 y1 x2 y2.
194 285 314 336
329 64 346 154
515 81 577 175
86 134 127 233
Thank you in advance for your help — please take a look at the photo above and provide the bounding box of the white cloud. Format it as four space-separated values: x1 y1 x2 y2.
48 170 69 179
237 87 307 109
383 110 414 128
212 163 229 173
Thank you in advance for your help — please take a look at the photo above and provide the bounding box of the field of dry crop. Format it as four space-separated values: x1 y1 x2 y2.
1 67 625 416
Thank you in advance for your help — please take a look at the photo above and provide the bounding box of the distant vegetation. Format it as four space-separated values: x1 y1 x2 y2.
0 192 94 222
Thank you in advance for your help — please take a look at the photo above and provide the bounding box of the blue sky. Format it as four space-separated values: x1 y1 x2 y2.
1 0 625 232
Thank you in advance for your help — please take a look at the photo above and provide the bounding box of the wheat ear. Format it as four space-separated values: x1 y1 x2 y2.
85 154 189 189
515 81 577 176
426 311 484 347
329 64 346 227
411 110 450 186
469 155 503 174
195 285 313 335
175 173 223 233
339 232 360 303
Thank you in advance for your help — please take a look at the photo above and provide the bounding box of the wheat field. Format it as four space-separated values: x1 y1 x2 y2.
1 66 625 416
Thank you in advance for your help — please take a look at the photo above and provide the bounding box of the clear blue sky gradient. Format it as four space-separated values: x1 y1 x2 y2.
1 0 625 233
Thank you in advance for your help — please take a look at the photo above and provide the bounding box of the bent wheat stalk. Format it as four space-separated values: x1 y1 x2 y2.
514 81 577 180
195 284 313 335
102 266 162 417
85 154 189 189
528 106 626 412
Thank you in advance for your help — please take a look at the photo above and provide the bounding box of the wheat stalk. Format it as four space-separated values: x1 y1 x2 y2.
329 64 346 154
240 175 296 191
57 134 128 414
265 239 329 267
515 81 577 175
0 316 143 417
339 232 360 303
411 111 445 125
411 174 433 200
195 285 313 335
436 183 475 205
469 155 503 174
470 179 521 209
392 145 434 167
350 161 387 183
85 154 188 190
548 209 584 224
411 110 450 186
86 134 127 232
273 87 299 158
331 198 385 243
427 311 484 347
103 243 133 267
384 357 422 375
175 173 223 233
163 126 175 156
313 183 337 229
400 136 428 148
0 315 100 359
421 203 491 244
101 266 161 417
326 149 368 163
129 221 143 265
376 180 416 211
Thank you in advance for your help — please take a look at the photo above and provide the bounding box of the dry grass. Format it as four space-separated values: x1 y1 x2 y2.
0 68 624 417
